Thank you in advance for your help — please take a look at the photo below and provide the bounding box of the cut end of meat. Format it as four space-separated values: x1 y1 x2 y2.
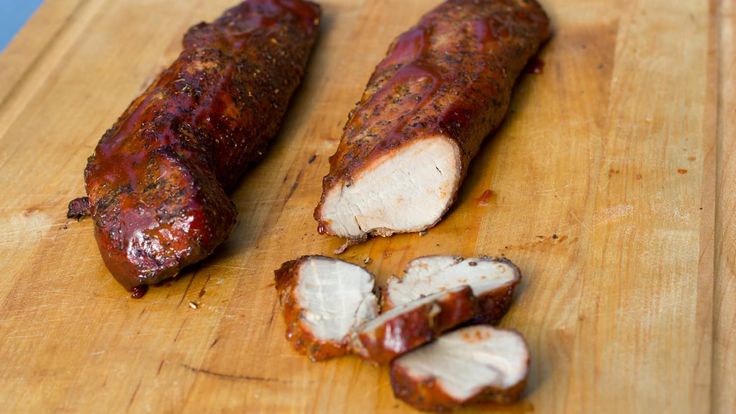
275 256 378 361
317 136 461 240
294 258 378 341
386 256 521 323
314 0 551 245
352 285 476 365
391 326 530 411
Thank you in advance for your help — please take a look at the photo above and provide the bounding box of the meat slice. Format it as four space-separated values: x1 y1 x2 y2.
73 0 321 292
385 256 521 324
351 286 476 364
391 326 530 411
275 256 378 361
314 0 550 244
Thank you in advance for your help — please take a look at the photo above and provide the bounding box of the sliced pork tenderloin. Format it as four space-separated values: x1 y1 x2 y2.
274 256 379 361
351 286 476 365
390 326 530 411
385 256 521 324
314 0 550 245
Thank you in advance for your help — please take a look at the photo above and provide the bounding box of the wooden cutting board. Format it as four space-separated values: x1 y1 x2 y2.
0 0 732 412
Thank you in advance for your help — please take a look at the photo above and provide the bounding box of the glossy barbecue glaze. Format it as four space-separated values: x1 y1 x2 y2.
315 0 550 242
351 286 477 365
71 0 320 292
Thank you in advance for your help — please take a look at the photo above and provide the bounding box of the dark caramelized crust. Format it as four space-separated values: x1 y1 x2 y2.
469 256 522 325
352 286 477 365
67 196 91 220
315 0 550 236
389 326 531 411
79 0 320 291
474 280 518 325
390 360 528 411
383 256 523 325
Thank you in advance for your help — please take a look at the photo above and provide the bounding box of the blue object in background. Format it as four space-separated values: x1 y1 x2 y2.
0 0 44 51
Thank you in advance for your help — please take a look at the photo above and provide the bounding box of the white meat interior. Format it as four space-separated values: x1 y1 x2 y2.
295 257 378 341
320 136 461 238
387 256 518 307
395 326 529 400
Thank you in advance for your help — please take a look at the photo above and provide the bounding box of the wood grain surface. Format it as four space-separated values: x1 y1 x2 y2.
715 0 734 412
0 0 731 412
